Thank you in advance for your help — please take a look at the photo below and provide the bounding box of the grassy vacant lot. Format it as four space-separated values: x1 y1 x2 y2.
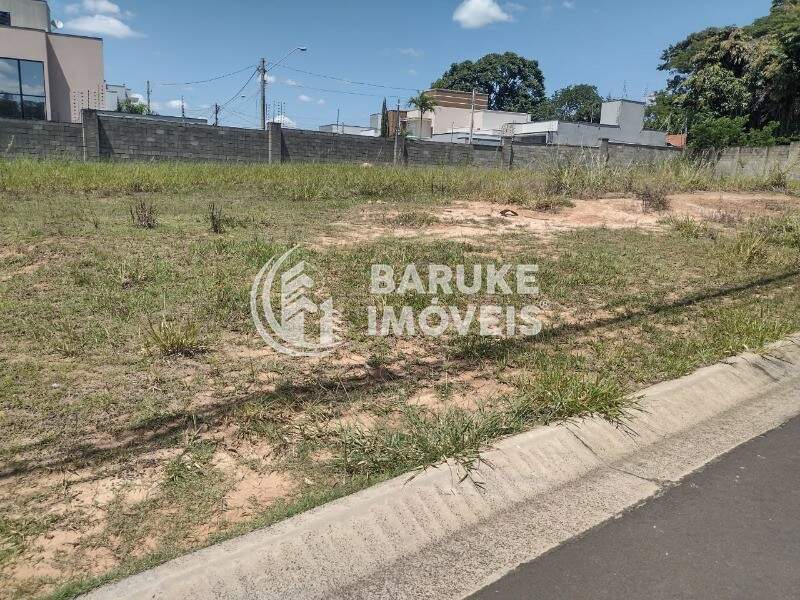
1 158 799 599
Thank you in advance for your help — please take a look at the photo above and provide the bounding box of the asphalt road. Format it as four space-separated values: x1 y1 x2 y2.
469 415 800 600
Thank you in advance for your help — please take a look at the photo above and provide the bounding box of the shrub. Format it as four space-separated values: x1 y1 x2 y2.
144 315 206 357
208 202 224 234
637 181 671 212
129 200 157 229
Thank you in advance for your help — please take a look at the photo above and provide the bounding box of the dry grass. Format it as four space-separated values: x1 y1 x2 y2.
1 159 799 599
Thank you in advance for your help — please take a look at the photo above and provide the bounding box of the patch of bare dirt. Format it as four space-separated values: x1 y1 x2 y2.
315 192 800 247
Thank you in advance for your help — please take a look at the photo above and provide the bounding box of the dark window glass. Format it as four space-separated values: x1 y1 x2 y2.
22 95 45 119
20 60 45 96
0 58 19 95
0 92 22 119
0 12 10 27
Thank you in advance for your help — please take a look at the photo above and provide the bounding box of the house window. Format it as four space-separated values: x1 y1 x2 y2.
0 12 10 27
0 58 46 120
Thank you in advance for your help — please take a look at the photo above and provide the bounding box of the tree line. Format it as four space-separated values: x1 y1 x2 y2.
426 1 800 149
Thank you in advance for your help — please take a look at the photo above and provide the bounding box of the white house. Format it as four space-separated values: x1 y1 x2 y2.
512 100 667 147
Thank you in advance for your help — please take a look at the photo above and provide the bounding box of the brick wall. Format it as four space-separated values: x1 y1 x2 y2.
714 144 800 180
607 142 681 165
0 112 683 170
281 128 395 164
0 118 83 159
95 114 278 162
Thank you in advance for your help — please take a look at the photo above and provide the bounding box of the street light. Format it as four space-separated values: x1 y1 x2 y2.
260 46 307 130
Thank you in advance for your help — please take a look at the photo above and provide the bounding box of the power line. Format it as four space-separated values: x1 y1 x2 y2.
218 69 259 112
288 82 404 99
158 65 257 87
273 64 418 92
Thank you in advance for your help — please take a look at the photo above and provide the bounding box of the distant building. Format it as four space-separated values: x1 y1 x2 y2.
369 109 407 137
512 100 667 147
0 0 105 122
319 123 378 136
104 83 132 111
666 133 688 149
405 88 530 141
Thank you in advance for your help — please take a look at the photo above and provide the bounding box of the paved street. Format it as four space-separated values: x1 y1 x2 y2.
470 415 800 600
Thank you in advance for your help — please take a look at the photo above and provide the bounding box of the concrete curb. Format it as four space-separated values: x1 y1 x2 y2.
84 335 800 600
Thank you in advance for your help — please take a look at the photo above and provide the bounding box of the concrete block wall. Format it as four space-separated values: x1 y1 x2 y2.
95 114 277 162
281 128 395 164
607 142 681 166
0 117 83 159
1 111 683 171
714 144 800 180
513 144 602 169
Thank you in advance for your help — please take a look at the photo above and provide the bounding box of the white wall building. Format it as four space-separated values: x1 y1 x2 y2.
512 100 667 147
319 123 378 136
104 83 131 111
405 106 531 139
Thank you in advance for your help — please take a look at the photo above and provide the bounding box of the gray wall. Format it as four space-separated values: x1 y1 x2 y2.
0 119 83 159
714 143 800 180
0 111 683 169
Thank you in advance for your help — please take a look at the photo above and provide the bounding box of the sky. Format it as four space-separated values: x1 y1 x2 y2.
49 0 773 129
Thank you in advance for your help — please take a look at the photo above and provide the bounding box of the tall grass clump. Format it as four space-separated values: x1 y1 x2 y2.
144 315 206 357
129 200 157 229
637 180 672 212
0 156 795 201
208 202 224 234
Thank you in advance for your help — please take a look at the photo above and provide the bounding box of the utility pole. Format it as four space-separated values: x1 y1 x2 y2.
259 57 267 130
213 103 220 127
181 95 185 122
468 88 476 145
336 108 340 134
146 80 151 114
393 98 401 165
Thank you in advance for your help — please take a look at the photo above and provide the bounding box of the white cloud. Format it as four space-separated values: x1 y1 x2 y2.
166 99 184 110
504 2 527 12
265 74 277 84
453 0 512 28
298 94 313 103
285 79 299 86
398 47 423 58
316 99 325 105
272 115 297 128
562 0 575 8
64 14 141 38
65 0 121 15
408 68 418 76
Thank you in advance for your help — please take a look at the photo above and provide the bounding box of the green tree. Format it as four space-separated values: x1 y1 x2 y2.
645 90 688 133
534 84 603 123
407 92 437 138
431 52 546 113
657 2 800 139
687 114 748 150
380 98 389 138
117 97 148 115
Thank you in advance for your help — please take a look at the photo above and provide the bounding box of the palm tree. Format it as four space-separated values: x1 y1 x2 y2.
407 92 437 138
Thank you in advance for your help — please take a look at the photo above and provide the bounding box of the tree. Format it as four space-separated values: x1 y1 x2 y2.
533 84 603 123
380 98 389 138
431 52 546 113
407 92 437 138
656 2 800 140
118 97 148 115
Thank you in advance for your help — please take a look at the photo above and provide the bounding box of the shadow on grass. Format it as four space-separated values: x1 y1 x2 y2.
2 268 799 481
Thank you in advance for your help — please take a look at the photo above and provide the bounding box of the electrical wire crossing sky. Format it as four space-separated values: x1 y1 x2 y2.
58 0 773 129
